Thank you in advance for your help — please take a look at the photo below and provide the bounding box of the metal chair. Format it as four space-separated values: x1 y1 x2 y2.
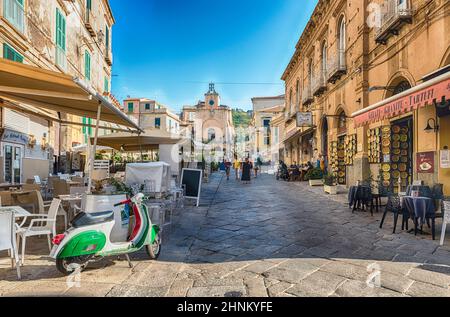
380 195 405 233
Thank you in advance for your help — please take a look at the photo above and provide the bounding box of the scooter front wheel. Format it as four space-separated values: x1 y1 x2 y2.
146 233 161 260
56 257 89 276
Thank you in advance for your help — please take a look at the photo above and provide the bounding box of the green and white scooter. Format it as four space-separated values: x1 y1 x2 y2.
50 193 161 275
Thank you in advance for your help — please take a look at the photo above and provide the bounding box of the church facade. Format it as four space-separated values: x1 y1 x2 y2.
181 84 235 163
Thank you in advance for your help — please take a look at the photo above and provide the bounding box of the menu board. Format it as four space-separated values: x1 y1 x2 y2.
441 150 450 169
416 152 435 173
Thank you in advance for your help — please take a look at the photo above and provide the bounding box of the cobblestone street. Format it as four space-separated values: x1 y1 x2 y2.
1 172 449 297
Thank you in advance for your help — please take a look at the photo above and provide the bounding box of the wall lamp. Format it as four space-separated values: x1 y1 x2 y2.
368 86 396 93
424 118 439 133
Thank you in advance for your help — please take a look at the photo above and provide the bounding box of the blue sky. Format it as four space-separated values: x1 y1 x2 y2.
110 0 318 112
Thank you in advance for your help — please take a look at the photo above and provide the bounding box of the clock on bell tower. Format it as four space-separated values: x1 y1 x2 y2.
205 83 220 110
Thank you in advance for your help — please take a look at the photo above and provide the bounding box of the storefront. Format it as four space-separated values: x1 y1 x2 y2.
352 71 450 194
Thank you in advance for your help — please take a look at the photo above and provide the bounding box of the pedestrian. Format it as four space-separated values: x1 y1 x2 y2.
241 157 252 184
233 156 241 180
225 159 232 181
253 159 259 178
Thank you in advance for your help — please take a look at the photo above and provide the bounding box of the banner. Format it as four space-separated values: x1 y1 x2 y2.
297 112 313 127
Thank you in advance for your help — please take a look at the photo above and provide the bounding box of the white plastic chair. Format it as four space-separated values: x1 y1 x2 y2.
441 201 449 246
16 199 62 265
0 210 21 279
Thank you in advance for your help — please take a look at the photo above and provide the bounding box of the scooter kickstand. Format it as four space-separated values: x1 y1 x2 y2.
125 254 133 268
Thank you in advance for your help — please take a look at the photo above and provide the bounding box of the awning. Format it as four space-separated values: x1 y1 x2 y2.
92 131 182 152
284 127 315 143
0 58 140 131
72 144 113 153
352 71 450 127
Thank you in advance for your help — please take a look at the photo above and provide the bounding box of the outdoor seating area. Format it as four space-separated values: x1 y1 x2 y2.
347 181 448 243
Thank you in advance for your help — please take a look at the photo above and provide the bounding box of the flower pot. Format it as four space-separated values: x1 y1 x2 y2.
324 185 338 195
309 179 324 186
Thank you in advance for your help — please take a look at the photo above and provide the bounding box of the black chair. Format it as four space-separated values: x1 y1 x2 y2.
380 195 404 233
352 186 374 215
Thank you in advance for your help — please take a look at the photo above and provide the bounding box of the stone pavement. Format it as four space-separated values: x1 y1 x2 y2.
1 173 449 297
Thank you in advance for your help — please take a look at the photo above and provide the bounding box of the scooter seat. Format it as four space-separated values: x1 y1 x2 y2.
71 211 114 228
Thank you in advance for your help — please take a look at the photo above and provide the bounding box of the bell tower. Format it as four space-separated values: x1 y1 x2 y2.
205 83 220 109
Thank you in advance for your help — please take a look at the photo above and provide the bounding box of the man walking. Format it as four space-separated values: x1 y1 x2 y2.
233 156 241 180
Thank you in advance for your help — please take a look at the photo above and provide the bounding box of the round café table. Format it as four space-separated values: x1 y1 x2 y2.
402 196 436 239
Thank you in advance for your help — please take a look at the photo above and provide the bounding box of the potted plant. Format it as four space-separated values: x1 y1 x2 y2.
323 173 338 195
305 168 324 186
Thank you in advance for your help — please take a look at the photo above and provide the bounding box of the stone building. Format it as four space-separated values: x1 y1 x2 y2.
282 0 450 193
181 84 235 162
251 95 285 163
0 0 116 181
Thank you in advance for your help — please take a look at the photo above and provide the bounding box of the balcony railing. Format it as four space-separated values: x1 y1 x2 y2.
84 9 96 38
375 0 413 44
312 69 327 97
55 46 67 72
301 85 313 106
327 49 347 84
4 0 25 33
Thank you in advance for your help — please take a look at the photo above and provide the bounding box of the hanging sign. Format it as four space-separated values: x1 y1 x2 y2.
416 151 435 173
297 112 313 127
440 149 450 169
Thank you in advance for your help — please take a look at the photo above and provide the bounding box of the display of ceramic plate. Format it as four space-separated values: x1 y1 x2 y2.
392 170 400 179
392 134 400 142
382 133 391 139
367 130 372 137
392 155 400 162
338 144 344 150
392 164 398 170
401 142 408 149
392 126 401 134
382 164 391 172
401 150 408 156
383 181 391 187
401 156 408 163
392 149 401 155
339 178 345 183
383 126 391 133
401 172 408 179
382 139 391 147
382 147 390 154
383 172 391 180
401 127 409 134
399 163 407 172
375 129 380 136
400 135 408 142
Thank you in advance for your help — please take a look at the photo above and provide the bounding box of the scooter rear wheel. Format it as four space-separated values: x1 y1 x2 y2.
146 233 161 260
56 257 89 276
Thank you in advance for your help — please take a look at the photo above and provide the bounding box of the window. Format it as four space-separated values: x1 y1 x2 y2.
263 119 271 128
55 8 67 69
4 0 24 33
289 89 293 114
86 0 92 11
105 25 110 52
127 102 134 113
208 128 216 141
104 77 109 93
84 50 91 80
322 42 327 73
3 43 23 63
155 118 161 129
274 127 279 144
296 80 300 109
145 104 150 110
338 17 346 66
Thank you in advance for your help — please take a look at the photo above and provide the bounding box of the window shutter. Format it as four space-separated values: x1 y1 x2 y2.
85 51 91 80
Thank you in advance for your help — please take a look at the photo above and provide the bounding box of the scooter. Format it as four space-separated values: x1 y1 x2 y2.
50 193 161 275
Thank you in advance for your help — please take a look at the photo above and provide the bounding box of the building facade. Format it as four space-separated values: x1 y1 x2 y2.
251 95 285 163
0 0 115 182
282 0 450 193
181 84 235 162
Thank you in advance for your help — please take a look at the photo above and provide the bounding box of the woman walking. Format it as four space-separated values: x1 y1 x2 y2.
241 157 252 184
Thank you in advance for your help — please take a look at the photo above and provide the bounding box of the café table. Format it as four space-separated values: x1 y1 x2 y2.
0 206 31 229
402 196 436 239
0 183 24 191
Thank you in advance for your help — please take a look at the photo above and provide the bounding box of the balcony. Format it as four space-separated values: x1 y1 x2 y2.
4 0 25 34
312 70 327 97
327 49 347 84
84 9 96 38
105 49 113 66
302 86 313 106
375 0 413 45
55 46 67 72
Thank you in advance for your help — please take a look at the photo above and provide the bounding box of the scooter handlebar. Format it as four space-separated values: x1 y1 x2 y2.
114 199 131 207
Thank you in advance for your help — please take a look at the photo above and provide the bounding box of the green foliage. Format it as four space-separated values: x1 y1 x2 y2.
232 109 252 127
305 168 324 181
108 178 132 196
323 173 337 186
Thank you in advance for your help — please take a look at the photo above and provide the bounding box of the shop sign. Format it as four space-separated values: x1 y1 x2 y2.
354 78 450 127
1 129 29 145
416 151 435 173
297 112 313 127
440 149 450 169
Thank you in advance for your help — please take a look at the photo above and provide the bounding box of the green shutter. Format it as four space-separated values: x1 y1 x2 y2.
128 102 133 112
104 77 109 93
85 50 91 80
105 26 110 51
88 118 92 135
86 0 92 11
56 8 66 51
3 43 23 63
82 117 87 134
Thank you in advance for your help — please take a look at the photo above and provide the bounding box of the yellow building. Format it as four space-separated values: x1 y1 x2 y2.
0 0 115 180
282 0 450 193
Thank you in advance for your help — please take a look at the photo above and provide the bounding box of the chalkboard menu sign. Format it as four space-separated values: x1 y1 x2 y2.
181 168 203 207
